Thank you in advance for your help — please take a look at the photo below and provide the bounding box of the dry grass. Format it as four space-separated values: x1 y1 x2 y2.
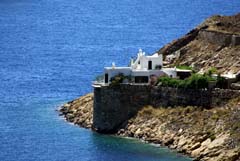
137 96 240 149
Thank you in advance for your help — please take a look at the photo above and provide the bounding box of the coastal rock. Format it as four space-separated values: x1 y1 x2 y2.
59 93 93 129
190 142 201 151
207 134 228 150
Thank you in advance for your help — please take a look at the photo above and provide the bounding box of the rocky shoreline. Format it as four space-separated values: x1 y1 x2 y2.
59 93 93 129
59 93 240 161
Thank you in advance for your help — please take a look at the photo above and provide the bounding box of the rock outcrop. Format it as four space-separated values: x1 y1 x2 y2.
59 93 93 128
158 13 240 74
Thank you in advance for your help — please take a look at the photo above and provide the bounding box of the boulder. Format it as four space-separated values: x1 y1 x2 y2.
231 83 240 90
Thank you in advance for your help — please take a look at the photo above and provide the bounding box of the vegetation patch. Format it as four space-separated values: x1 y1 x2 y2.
157 74 216 89
110 73 131 86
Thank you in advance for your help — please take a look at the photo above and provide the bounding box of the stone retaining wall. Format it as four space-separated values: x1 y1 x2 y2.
212 88 240 106
93 84 240 133
93 85 150 133
150 87 212 107
198 30 240 46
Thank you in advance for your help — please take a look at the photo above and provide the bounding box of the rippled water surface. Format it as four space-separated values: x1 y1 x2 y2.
0 0 239 160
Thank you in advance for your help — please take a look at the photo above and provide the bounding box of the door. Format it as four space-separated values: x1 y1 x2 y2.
148 61 152 70
105 73 108 83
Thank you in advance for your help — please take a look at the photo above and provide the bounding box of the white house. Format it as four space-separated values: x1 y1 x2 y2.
94 49 191 86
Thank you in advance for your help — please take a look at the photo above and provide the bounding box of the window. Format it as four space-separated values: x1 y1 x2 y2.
148 61 152 70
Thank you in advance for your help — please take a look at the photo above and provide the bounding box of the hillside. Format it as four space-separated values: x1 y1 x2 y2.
59 13 240 161
158 13 240 74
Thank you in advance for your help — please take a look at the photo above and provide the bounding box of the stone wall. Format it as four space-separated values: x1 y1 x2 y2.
93 84 240 133
232 35 240 46
150 87 212 107
212 89 240 106
198 30 240 46
93 85 150 133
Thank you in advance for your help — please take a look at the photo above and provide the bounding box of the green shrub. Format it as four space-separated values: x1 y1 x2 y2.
188 74 209 89
157 74 216 89
207 67 218 76
110 73 130 86
158 77 181 87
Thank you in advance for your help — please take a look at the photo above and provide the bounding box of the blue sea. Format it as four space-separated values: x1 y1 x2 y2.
0 0 239 161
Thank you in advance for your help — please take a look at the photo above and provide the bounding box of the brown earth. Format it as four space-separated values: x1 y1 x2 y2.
157 13 240 74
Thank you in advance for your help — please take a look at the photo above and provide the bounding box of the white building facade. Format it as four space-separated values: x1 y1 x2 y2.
95 49 190 86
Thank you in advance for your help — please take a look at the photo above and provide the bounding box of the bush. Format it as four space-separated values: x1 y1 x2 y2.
157 74 216 89
206 67 218 76
158 77 181 87
110 73 130 86
185 74 212 89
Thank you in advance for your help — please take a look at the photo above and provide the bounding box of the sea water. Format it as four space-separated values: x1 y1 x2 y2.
0 0 239 161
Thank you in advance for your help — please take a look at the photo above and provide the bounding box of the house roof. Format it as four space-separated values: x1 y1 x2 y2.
176 69 192 72
104 67 131 70
146 53 159 58
212 73 237 79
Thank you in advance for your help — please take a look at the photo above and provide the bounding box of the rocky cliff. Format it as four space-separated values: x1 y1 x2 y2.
59 93 240 161
158 13 240 74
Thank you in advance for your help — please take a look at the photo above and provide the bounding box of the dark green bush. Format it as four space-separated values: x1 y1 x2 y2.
110 73 130 86
157 74 216 89
186 74 212 89
207 67 218 76
158 77 181 87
